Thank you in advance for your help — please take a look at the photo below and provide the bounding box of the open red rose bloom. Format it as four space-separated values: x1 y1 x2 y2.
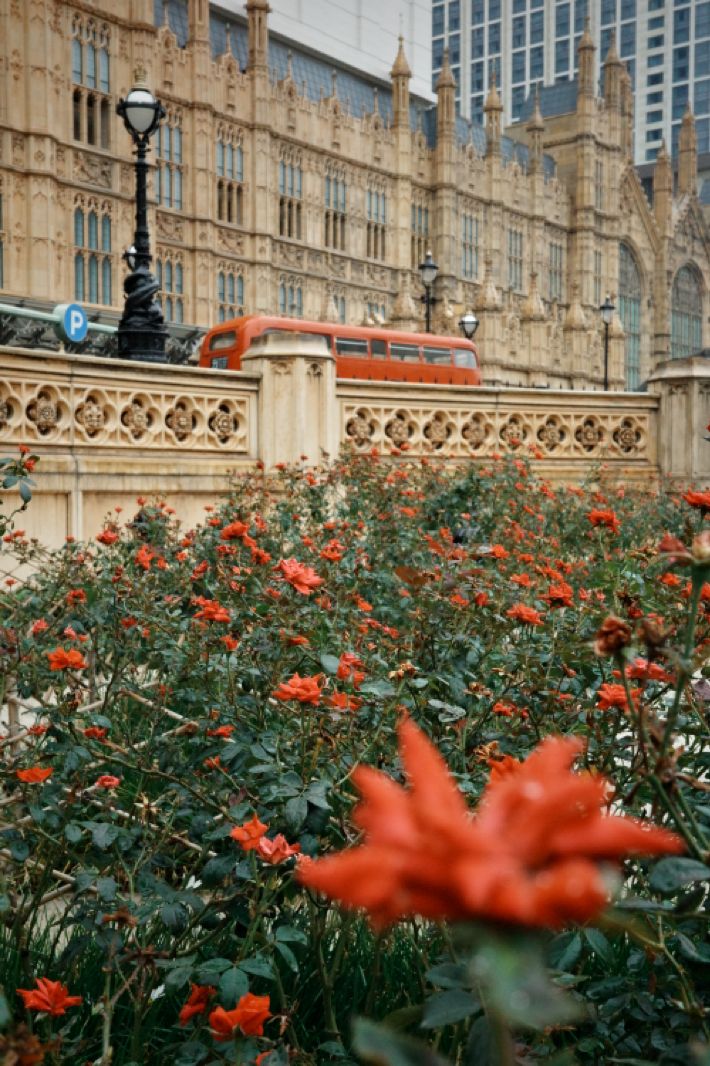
298 720 684 930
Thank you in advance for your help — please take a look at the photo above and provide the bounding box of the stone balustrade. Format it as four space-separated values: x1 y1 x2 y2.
338 380 658 484
3 340 710 548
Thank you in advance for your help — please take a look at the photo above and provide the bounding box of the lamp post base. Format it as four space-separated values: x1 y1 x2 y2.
117 328 169 364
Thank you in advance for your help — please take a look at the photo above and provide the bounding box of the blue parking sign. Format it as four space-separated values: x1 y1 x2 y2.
53 303 88 344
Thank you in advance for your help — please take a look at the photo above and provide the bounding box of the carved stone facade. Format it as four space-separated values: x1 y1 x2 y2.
0 2 710 390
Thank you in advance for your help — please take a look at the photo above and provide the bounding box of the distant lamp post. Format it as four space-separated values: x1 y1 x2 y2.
599 295 615 391
116 66 168 364
419 250 439 334
459 310 479 340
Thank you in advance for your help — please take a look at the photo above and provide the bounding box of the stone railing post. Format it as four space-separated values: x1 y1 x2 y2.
241 332 340 468
648 355 710 484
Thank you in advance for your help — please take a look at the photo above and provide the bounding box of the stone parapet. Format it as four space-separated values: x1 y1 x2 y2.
338 380 659 485
0 347 260 544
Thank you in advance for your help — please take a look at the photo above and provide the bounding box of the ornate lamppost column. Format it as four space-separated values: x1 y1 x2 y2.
418 251 439 334
116 66 168 364
599 295 615 391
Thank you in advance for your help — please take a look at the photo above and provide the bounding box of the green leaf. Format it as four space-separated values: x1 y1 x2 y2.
239 955 274 979
471 931 585 1029
284 795 308 835
65 823 83 843
275 926 308 945
425 963 470 990
319 1042 347 1058
18 481 32 504
219 967 249 1009
676 932 710 964
320 653 342 675
275 941 299 972
161 902 189 932
584 928 613 964
462 1017 496 1066
175 1043 209 1066
649 857 710 893
96 877 118 902
0 989 10 1028
379 1005 425 1032
91 823 119 849
352 1019 450 1066
548 931 582 972
201 853 237 887
165 966 193 992
421 989 480 1029
9 840 30 862
194 958 233 984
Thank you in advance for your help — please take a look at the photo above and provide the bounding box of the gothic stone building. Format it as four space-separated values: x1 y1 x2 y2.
1 0 710 390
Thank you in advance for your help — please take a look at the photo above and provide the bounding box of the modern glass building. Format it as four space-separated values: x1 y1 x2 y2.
431 0 710 166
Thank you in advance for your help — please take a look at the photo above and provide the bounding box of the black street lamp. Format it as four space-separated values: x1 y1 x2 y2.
419 251 439 333
459 310 479 340
599 295 615 391
116 66 168 364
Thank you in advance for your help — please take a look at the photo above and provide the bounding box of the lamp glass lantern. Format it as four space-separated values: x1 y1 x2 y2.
459 311 479 339
119 86 163 139
124 245 137 271
419 251 439 288
599 295 615 325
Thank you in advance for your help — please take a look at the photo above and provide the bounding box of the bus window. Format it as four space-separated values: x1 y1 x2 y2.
336 337 369 357
209 330 237 351
423 346 452 365
211 355 229 369
454 348 477 368
390 343 420 362
371 339 387 359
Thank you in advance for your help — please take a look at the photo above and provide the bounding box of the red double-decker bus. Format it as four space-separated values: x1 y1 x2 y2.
199 316 481 387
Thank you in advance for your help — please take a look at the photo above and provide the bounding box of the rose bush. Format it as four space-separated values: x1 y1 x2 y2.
1 446 710 1065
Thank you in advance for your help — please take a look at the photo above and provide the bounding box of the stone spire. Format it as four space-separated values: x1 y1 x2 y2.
620 62 634 159
246 0 271 70
527 84 544 172
678 101 698 195
483 69 503 157
577 16 596 99
188 0 210 42
436 48 457 142
522 271 546 321
653 140 673 234
603 29 622 112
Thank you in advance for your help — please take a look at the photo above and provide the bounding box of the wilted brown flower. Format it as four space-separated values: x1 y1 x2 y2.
0 1024 58 1066
594 616 633 657
638 617 668 656
102 905 137 929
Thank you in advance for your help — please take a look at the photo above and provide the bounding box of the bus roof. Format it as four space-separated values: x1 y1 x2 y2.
208 315 477 349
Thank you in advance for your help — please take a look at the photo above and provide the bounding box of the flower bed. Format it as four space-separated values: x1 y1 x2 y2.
1 448 710 1066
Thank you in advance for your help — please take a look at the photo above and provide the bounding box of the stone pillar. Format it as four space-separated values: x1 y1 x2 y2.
241 333 339 469
648 356 710 485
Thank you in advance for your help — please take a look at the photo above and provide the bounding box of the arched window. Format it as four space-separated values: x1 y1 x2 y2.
101 258 112 305
75 253 85 301
74 208 85 248
88 255 99 303
156 111 184 211
72 20 110 148
74 201 113 306
340 297 346 323
218 272 225 302
671 266 703 360
296 288 303 316
88 211 98 250
618 243 642 390
157 255 186 323
216 127 244 225
279 283 286 314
